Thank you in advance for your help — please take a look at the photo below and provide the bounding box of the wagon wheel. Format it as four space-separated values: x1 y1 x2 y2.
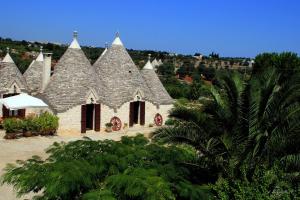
154 113 163 126
110 117 122 131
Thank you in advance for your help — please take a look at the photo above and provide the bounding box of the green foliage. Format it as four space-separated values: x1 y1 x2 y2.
165 118 175 126
157 63 175 77
165 83 190 99
188 82 203 100
1 135 210 199
105 122 113 127
197 64 216 81
82 189 116 200
3 118 23 133
3 112 59 135
211 165 298 200
154 53 300 198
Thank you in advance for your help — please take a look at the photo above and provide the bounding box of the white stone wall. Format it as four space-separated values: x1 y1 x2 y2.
101 101 173 128
101 102 130 128
56 105 82 134
145 102 173 126
43 101 173 135
25 107 53 117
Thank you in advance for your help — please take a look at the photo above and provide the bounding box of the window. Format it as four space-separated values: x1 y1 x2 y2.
9 110 18 117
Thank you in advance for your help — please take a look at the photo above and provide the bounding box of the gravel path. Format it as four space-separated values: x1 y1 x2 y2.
0 127 156 200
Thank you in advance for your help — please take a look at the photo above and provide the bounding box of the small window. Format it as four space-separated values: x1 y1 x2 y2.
129 70 132 73
9 110 18 117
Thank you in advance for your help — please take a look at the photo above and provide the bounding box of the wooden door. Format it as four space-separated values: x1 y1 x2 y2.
140 102 145 125
18 109 26 118
94 104 101 132
2 106 9 118
81 105 87 133
129 102 134 127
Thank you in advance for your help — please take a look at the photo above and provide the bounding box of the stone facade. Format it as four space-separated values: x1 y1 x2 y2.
51 101 172 135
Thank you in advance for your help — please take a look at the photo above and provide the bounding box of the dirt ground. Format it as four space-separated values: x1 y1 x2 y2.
0 127 156 200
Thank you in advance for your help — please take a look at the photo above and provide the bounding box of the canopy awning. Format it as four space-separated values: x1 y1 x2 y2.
0 93 48 110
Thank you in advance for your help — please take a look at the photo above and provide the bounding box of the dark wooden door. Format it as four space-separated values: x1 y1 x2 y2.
81 105 87 133
94 104 101 132
129 102 134 127
86 104 94 130
2 106 9 118
18 109 26 118
140 102 145 125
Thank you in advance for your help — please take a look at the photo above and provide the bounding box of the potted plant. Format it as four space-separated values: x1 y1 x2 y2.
22 117 34 137
105 122 113 132
3 118 23 139
38 112 59 136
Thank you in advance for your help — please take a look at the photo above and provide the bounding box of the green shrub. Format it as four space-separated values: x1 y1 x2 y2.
3 112 59 136
2 135 211 199
37 112 59 135
23 116 40 133
3 118 23 133
210 165 298 200
105 123 113 127
165 118 175 126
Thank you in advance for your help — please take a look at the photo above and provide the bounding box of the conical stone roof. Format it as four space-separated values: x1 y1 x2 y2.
151 58 159 67
24 47 44 93
0 49 27 92
42 33 107 112
93 35 155 108
141 59 173 105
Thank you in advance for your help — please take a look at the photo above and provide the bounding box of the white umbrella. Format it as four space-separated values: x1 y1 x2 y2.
0 93 48 110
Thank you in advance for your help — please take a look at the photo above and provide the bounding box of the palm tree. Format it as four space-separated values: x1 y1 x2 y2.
154 71 247 180
153 66 300 181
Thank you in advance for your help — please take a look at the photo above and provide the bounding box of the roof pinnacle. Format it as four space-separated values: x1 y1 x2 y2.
73 31 78 39
148 54 151 61
112 32 123 46
69 31 81 49
2 47 14 63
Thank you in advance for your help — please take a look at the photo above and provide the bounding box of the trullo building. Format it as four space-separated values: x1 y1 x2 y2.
0 32 174 134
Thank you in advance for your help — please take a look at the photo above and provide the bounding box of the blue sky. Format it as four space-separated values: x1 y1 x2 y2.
0 0 299 57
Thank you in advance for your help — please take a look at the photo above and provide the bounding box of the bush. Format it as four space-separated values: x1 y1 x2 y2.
165 118 175 126
3 118 23 133
3 112 59 138
210 165 298 200
1 135 211 199
105 122 113 127
37 112 59 135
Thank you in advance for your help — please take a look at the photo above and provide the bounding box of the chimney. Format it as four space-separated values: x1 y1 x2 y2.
41 53 52 92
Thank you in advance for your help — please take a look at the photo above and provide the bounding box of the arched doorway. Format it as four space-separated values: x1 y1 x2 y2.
81 104 101 133
129 101 145 127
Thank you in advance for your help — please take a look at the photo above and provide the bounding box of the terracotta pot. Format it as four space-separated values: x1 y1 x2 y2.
23 131 33 137
105 127 112 132
32 132 40 136
4 133 17 139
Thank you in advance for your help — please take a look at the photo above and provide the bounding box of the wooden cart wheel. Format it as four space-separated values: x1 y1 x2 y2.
110 117 122 131
154 113 163 126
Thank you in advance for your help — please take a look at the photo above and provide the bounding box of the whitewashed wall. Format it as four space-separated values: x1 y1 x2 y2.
56 105 81 134
39 101 173 135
